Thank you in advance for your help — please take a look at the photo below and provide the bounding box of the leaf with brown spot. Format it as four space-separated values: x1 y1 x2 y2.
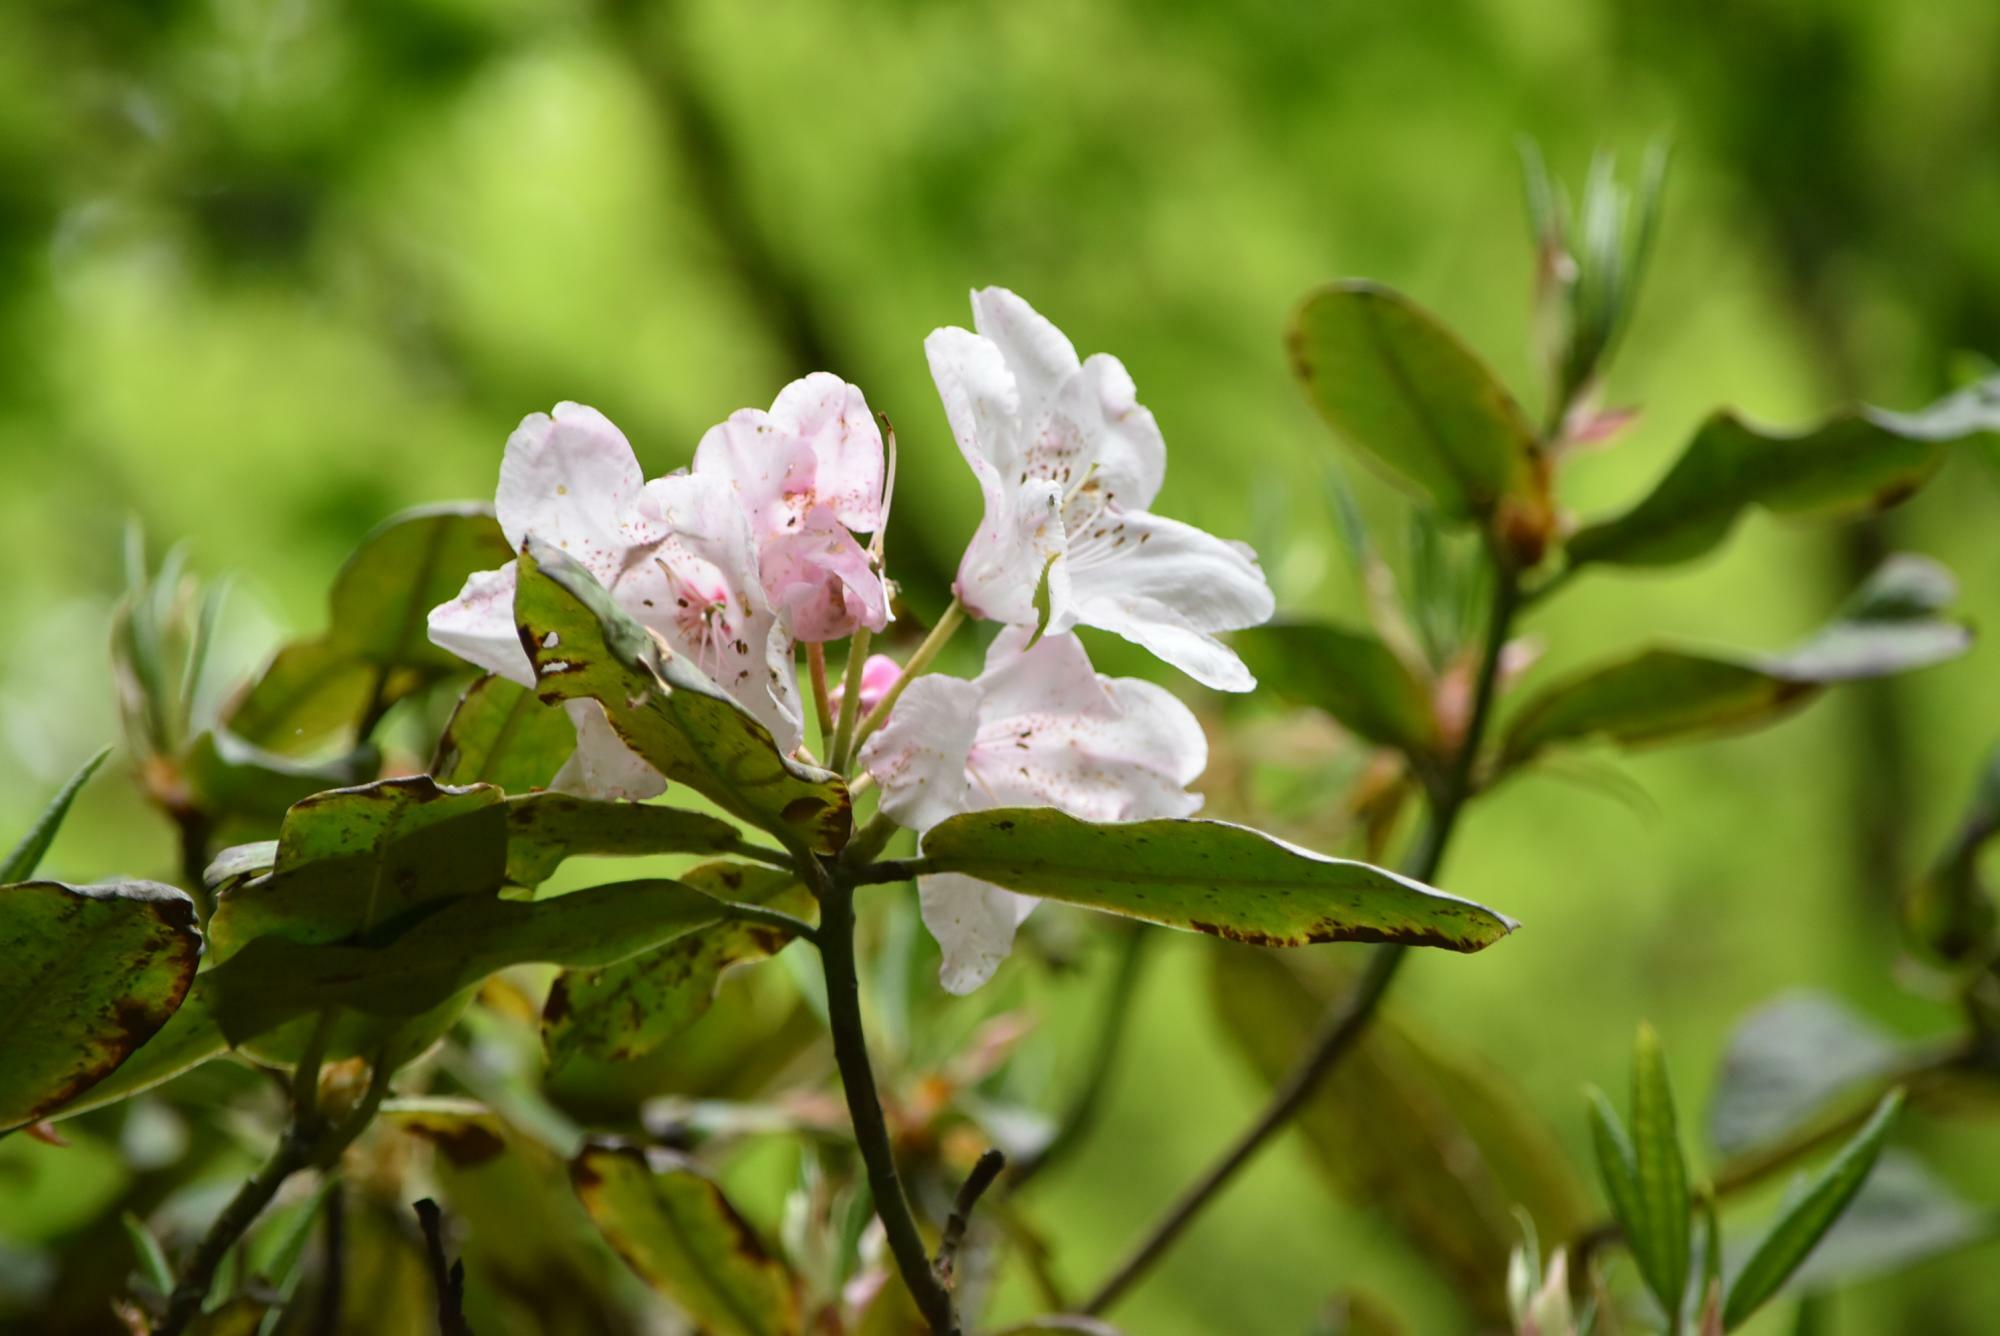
543 863 812 1069
1567 377 2000 569
917 809 1515 953
434 674 576 793
571 1142 801 1336
514 540 849 855
0 880 200 1131
504 793 748 887
1500 554 1971 766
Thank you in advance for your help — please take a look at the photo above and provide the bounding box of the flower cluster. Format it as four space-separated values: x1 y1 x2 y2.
431 289 1273 988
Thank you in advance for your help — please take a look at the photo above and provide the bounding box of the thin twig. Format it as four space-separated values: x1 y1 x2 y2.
811 861 959 1333
831 626 873 775
808 643 836 748
415 1198 474 1336
936 1149 1007 1285
310 1180 345 1336
1081 571 1522 1316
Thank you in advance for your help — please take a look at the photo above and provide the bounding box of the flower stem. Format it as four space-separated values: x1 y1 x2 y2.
831 626 873 774
1080 571 1521 1317
812 862 958 1333
807 643 836 750
851 600 966 755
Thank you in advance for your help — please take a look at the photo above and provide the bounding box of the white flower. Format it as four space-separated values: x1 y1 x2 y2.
427 403 801 797
925 288 1275 691
693 373 890 643
859 627 1207 992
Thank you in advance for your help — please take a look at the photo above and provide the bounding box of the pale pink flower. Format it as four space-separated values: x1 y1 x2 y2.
925 288 1275 691
829 654 902 716
859 627 1207 992
693 373 890 644
427 403 802 797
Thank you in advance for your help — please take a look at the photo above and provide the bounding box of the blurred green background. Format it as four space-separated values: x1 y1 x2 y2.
2 0 1998 1331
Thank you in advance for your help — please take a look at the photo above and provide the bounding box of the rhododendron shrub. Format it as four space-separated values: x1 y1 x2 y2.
9 163 2000 1335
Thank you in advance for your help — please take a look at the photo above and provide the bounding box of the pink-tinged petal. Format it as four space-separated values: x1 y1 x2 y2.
918 871 1039 995
495 404 655 577
1048 354 1167 512
926 326 1024 505
769 373 885 531
968 630 1207 821
637 474 804 752
855 654 902 711
692 408 816 530
428 563 534 686
969 288 1080 430
763 511 890 643
955 478 1071 628
859 674 981 834
1064 510 1274 692
551 699 666 801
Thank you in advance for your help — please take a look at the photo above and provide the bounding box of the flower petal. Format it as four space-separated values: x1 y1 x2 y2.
496 404 655 576
969 287 1080 430
927 325 1024 506
919 871 1039 995
638 473 803 751
1065 510 1274 692
859 673 981 833
1049 353 1167 512
769 373 885 531
428 563 534 686
692 407 815 530
955 478 1072 629
762 508 890 643
551 699 667 801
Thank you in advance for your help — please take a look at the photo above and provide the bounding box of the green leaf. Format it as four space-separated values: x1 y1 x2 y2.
571 1141 801 1336
1903 744 2000 963
514 539 849 855
182 729 380 821
1567 377 2000 568
1722 1088 1905 1328
29 983 229 1125
504 793 751 887
227 505 511 751
1 747 110 883
1501 555 1969 764
1288 281 1543 524
917 809 1516 952
544 863 813 1068
1776 1152 2000 1293
0 880 200 1130
1709 992 1908 1158
1211 949 1588 1323
433 674 575 792
1626 1023 1692 1317
207 776 507 957
122 1210 174 1293
204 877 726 1045
1585 1086 1643 1269
1233 622 1438 755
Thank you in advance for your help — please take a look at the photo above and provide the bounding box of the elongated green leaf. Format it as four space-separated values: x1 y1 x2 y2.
1234 622 1438 755
434 674 575 792
1586 1086 1643 1261
0 880 200 1130
122 1210 174 1294
1568 377 2000 568
207 776 506 957
1501 555 1969 764
227 505 511 751
204 878 726 1045
505 793 750 887
1723 1089 1905 1327
1778 1152 2000 1293
1289 281 1543 524
1211 949 1587 1323
34 983 229 1125
515 540 849 854
917 809 1515 952
1 747 110 883
571 1142 800 1336
1627 1023 1692 1316
544 863 812 1068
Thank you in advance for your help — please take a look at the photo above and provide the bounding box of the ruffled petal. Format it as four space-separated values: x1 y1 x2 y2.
954 478 1071 629
427 563 534 686
691 408 815 531
769 372 885 531
859 673 981 834
969 287 1080 431
495 403 655 576
1064 510 1274 692
551 698 666 801
926 326 1023 506
761 506 890 643
1048 353 1167 512
918 872 1039 995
